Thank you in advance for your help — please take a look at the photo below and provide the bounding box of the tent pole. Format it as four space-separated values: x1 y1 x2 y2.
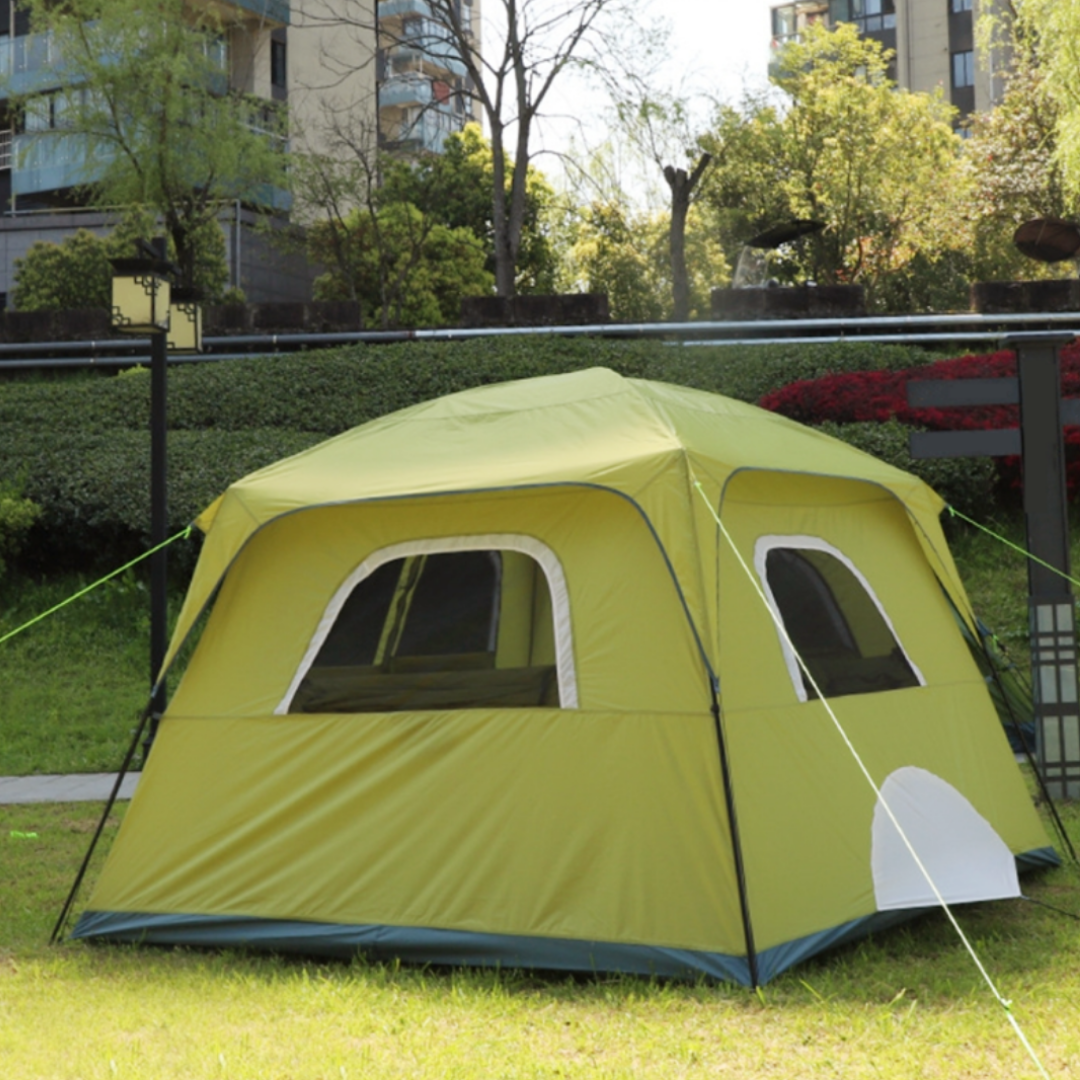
710 680 760 988
50 703 152 945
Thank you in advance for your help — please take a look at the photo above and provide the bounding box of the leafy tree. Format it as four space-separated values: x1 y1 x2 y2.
308 202 492 328
11 0 287 292
698 22 969 311
13 210 229 311
308 0 627 297
563 201 728 322
292 123 493 329
585 20 714 320
963 56 1067 282
380 125 558 295
1010 0 1080 204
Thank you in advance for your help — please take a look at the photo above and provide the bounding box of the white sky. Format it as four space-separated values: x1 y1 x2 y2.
527 0 778 204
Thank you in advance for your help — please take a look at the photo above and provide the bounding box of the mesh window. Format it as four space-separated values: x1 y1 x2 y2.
290 549 559 713
766 547 920 700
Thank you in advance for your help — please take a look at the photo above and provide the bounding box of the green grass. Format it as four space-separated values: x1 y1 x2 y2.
0 800 1078 1079
0 573 156 774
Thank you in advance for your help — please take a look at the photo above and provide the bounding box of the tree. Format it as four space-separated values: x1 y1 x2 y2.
562 199 728 322
309 202 493 327
12 208 228 310
304 0 627 297
380 124 559 295
11 0 287 292
586 21 714 320
698 22 969 312
1009 0 1080 203
293 127 493 328
963 56 1067 282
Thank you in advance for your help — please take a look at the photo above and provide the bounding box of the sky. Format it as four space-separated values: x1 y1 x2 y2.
526 0 779 204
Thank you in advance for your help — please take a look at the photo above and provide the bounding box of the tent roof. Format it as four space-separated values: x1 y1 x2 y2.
166 368 948 672
197 367 936 530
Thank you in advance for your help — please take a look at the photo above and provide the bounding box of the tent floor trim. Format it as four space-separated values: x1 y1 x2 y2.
70 872 1054 987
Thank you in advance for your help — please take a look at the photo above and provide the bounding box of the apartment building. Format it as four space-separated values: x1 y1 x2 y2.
377 0 481 153
770 0 992 123
0 0 478 303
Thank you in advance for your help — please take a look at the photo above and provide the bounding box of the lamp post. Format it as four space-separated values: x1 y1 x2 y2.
110 239 201 760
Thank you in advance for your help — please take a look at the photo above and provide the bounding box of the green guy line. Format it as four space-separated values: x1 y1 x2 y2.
948 505 1080 591
0 526 192 649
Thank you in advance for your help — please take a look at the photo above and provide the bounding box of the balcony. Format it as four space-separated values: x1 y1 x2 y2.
216 0 290 26
771 1 829 49
379 73 434 108
379 0 432 20
12 132 102 197
389 40 466 78
386 105 459 154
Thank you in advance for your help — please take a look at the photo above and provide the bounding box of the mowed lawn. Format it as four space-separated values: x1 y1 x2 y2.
1 796 1079 1080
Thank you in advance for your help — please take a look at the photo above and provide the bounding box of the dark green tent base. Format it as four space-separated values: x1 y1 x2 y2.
68 851 1058 989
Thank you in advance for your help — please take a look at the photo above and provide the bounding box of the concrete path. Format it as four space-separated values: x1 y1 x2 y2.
0 772 140 805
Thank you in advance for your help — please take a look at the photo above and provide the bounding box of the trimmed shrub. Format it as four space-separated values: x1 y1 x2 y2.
1 429 321 572
0 336 951 573
0 488 41 579
760 345 1080 498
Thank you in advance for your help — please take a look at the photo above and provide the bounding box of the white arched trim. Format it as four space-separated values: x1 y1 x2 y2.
753 534 926 703
872 767 1020 910
276 534 577 713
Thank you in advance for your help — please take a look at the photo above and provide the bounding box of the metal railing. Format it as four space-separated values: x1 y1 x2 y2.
0 310 1078 372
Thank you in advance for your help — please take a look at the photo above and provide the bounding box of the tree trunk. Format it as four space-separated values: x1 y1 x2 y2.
664 153 712 321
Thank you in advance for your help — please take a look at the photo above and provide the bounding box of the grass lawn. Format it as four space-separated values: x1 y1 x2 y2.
3 511 1080 1077
1 799 1079 1079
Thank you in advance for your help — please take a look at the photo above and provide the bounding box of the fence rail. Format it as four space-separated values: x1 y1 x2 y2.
0 311 1078 371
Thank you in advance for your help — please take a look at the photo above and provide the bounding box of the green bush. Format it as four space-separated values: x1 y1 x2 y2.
0 337 961 573
0 429 321 572
0 488 41 579
817 420 997 519
12 209 231 311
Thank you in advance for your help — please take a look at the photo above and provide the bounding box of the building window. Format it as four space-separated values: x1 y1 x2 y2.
952 49 975 88
283 539 576 713
851 0 896 32
951 0 973 11
756 537 923 701
271 39 287 89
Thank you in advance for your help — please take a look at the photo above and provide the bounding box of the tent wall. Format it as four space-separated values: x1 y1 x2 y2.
85 708 748 960
85 481 755 964
168 487 710 719
715 471 1050 953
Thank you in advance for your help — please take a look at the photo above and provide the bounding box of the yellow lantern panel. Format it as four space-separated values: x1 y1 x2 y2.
168 300 202 353
111 271 170 334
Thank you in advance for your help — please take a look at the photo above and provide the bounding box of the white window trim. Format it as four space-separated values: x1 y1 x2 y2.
753 534 925 703
276 534 578 714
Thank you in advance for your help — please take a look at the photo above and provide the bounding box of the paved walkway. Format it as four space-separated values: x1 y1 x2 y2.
0 772 140 805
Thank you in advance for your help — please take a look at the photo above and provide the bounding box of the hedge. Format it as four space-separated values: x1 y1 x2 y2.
0 338 942 437
0 428 321 572
761 345 1080 500
0 336 960 572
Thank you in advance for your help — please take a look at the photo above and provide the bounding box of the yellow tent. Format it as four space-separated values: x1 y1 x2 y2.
75 368 1054 984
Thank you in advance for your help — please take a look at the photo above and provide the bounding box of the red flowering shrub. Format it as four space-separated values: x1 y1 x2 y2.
760 343 1080 497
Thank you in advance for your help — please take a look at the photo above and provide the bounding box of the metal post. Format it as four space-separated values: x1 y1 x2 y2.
146 327 168 762
1010 332 1080 799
